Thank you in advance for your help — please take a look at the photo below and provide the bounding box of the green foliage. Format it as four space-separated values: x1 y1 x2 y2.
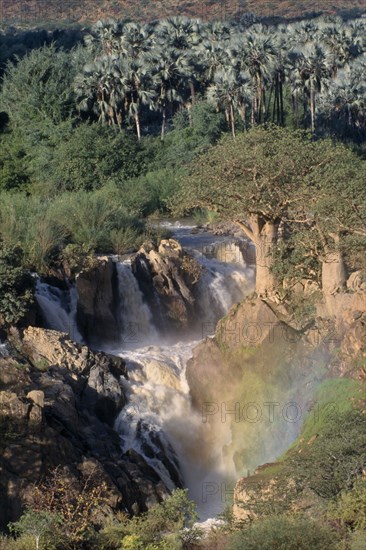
123 169 180 216
99 489 199 550
329 478 366 531
0 45 78 136
286 408 366 499
173 126 316 219
0 132 30 192
0 193 68 271
292 378 362 446
192 208 220 225
228 515 338 550
0 187 145 274
50 188 144 253
0 241 34 325
8 509 64 550
30 124 144 193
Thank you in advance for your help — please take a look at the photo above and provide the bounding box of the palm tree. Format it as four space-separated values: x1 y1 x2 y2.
240 31 277 124
154 17 205 107
86 19 121 56
236 71 253 131
287 43 332 132
154 16 202 51
74 55 124 128
207 67 238 139
145 46 190 140
320 21 353 78
198 39 228 87
302 43 332 133
117 21 153 59
119 58 156 139
318 55 366 139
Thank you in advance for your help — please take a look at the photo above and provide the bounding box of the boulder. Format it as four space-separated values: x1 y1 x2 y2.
76 257 119 345
216 297 293 350
347 270 366 292
132 240 200 331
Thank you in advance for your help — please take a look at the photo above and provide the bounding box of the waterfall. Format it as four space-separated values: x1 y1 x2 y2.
114 341 236 518
35 279 83 342
116 261 158 347
195 252 254 325
34 226 257 520
113 229 255 519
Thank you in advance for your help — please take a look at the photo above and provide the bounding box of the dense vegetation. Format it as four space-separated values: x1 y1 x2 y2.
174 125 366 295
0 13 365 316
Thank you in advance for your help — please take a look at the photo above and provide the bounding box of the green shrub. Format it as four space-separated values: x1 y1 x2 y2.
0 241 34 325
329 478 366 531
8 509 64 550
32 124 144 193
99 489 199 550
228 515 338 550
0 193 67 271
286 409 366 499
50 189 144 253
192 208 220 225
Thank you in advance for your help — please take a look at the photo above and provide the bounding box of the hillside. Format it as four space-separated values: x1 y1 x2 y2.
0 0 365 27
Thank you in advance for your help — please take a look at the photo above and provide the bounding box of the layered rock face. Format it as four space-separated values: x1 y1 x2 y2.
132 239 201 332
71 241 201 345
76 257 119 346
0 328 173 530
185 269 365 523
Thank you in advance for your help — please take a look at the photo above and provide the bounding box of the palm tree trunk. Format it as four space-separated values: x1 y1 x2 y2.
225 107 230 129
276 86 281 125
273 83 278 123
279 77 284 126
190 81 196 105
161 105 166 141
267 83 274 122
303 97 308 129
310 87 316 133
230 103 236 139
292 95 299 128
187 103 193 127
257 75 262 123
135 112 141 140
251 97 256 126
240 104 247 131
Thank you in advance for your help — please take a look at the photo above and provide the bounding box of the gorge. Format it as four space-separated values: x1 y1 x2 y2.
30 221 333 522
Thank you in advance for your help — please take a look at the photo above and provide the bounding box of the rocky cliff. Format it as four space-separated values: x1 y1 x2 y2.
185 270 366 522
0 327 176 530
131 239 201 332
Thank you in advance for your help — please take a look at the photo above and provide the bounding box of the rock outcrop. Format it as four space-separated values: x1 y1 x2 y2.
132 239 201 331
76 257 119 346
0 328 173 530
186 281 366 522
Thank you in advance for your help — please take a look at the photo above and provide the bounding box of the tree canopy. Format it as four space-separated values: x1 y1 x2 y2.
173 126 366 295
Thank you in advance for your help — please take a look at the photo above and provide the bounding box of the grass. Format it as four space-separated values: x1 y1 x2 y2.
282 377 364 456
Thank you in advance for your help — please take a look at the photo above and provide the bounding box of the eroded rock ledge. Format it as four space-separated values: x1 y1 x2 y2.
0 328 173 530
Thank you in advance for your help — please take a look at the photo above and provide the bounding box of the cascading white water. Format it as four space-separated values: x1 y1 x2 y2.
34 223 256 520
113 225 255 519
195 251 254 325
35 279 83 342
116 261 158 346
